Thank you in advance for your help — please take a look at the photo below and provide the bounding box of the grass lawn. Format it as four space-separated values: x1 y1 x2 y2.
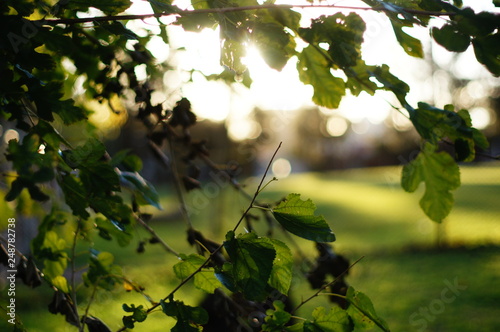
11 164 500 331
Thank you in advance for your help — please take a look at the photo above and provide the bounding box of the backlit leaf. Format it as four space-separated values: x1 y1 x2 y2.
59 174 90 219
221 39 247 74
272 194 335 242
268 239 293 295
432 24 470 52
310 306 353 332
262 300 292 331
223 231 276 301
173 254 223 294
83 251 122 290
410 103 488 161
346 287 389 331
161 297 208 332
252 22 296 71
391 20 423 57
297 46 345 109
401 143 461 222
472 33 500 77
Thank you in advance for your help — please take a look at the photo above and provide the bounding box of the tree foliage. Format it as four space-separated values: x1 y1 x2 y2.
1 0 499 331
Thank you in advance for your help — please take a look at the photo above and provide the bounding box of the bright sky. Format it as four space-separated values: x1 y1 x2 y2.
126 0 500 140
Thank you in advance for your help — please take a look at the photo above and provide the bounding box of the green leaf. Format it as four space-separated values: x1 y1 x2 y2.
122 303 148 328
309 306 353 332
272 194 335 242
432 24 470 52
32 121 71 150
472 33 500 77
64 138 106 168
223 232 276 301
268 239 293 295
28 82 87 124
40 231 68 279
83 251 122 290
95 217 133 246
297 45 345 109
44 258 68 280
221 39 247 75
299 13 366 68
118 171 162 209
80 162 121 194
401 143 461 222
262 300 292 331
161 298 208 332
266 7 301 32
252 22 296 71
51 275 70 293
175 12 217 32
370 64 410 107
410 103 488 161
173 254 223 294
344 60 378 96
58 174 90 219
89 195 133 226
391 20 423 57
346 287 389 331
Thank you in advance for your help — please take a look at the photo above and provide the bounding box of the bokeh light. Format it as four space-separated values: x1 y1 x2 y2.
272 158 292 178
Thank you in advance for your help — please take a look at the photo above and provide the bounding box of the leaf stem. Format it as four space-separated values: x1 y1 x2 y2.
251 205 271 211
134 213 181 258
257 177 278 195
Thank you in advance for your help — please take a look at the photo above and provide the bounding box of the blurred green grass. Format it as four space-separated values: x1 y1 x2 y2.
13 164 500 331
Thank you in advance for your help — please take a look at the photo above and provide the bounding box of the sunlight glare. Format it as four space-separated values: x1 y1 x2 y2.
244 47 313 111
183 77 231 122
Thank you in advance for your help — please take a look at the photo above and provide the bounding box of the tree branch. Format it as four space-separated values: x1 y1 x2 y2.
39 4 455 26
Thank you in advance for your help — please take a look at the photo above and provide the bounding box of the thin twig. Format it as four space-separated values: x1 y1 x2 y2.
39 4 455 26
232 142 282 233
70 222 83 331
134 213 181 258
148 139 193 229
291 255 365 314
166 138 194 229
